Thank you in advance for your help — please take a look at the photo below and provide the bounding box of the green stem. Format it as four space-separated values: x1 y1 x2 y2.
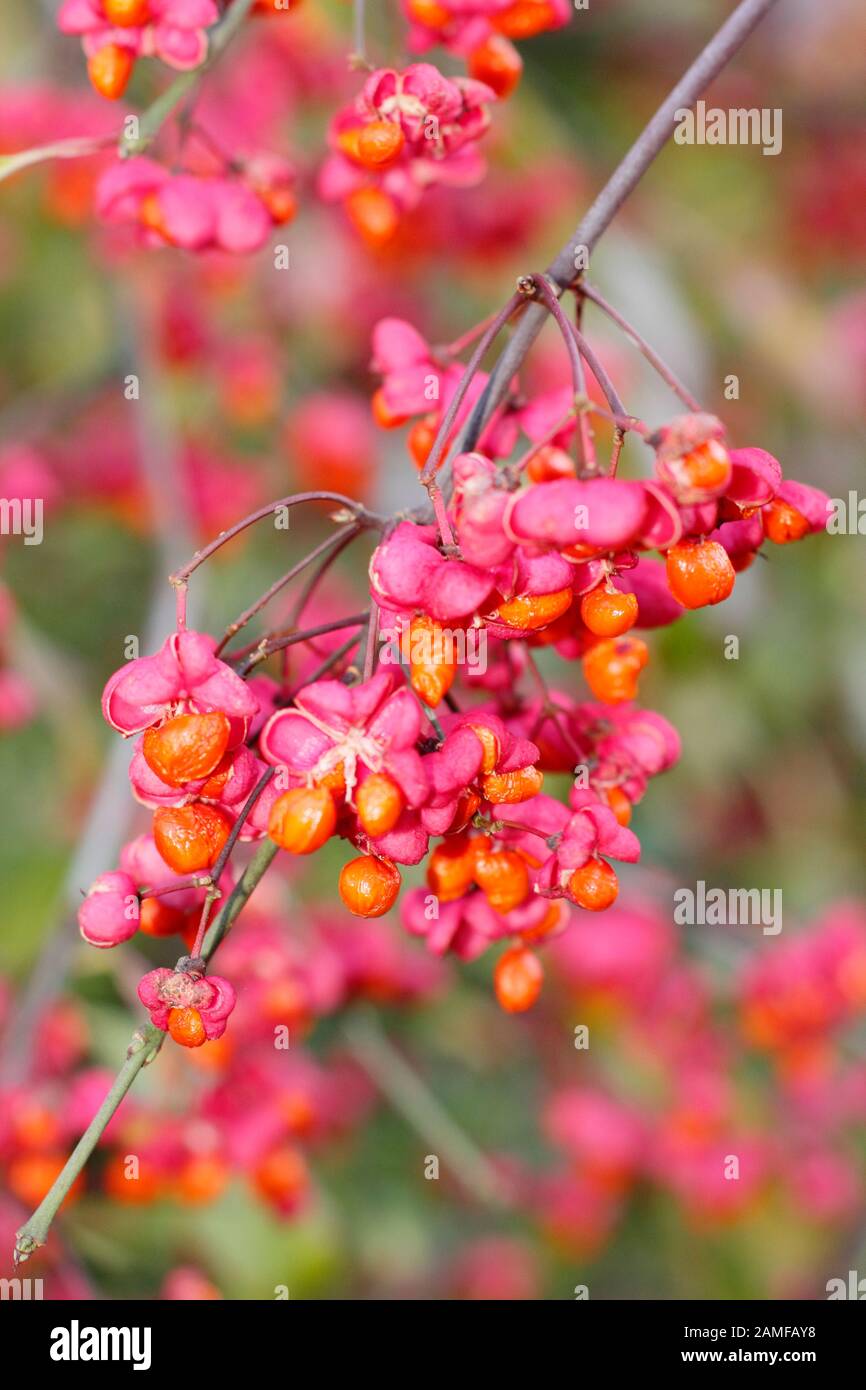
13 833 280 1263
202 838 279 963
14 1024 164 1264
343 1010 510 1209
0 136 115 187
119 0 257 158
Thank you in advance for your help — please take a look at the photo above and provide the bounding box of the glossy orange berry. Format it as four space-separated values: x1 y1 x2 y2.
406 0 452 24
526 445 576 483
87 43 135 100
426 832 491 901
473 847 530 914
104 0 151 23
494 0 558 39
268 787 337 854
408 614 457 707
253 1145 308 1208
153 803 233 874
677 439 731 493
666 538 735 609
605 787 632 827
466 722 501 774
561 541 601 562
481 765 544 804
582 635 649 704
317 762 347 799
410 659 455 707
580 585 639 638
567 858 619 911
371 385 410 429
336 127 363 162
468 35 523 98
138 896 186 938
494 946 543 1013
339 855 401 917
198 753 235 801
176 1154 229 1204
408 414 438 469
494 587 573 631
444 789 482 835
168 1007 208 1048
8 1153 84 1209
762 497 810 544
356 772 404 838
357 120 405 168
345 186 399 248
142 711 232 787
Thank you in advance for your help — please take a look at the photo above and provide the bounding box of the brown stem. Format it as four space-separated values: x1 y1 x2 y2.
506 409 578 481
452 0 782 458
170 492 384 589
530 273 629 421
215 523 360 656
526 274 584 401
190 766 277 957
361 604 380 682
418 290 524 488
239 612 369 676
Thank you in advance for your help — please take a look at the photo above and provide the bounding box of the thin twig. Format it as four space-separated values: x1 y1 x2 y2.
0 135 115 187
170 493 383 588
579 282 702 412
239 612 369 675
361 603 380 682
343 1010 512 1209
452 0 782 460
120 0 258 157
189 766 277 957
418 291 524 489
14 836 280 1263
215 523 361 656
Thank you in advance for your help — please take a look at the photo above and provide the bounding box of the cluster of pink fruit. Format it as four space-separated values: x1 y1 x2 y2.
76 385 828 1048
54 0 569 253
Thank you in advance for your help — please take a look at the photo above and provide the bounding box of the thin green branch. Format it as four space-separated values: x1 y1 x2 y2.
14 1024 164 1265
120 0 258 158
13 833 280 1264
343 1010 511 1209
